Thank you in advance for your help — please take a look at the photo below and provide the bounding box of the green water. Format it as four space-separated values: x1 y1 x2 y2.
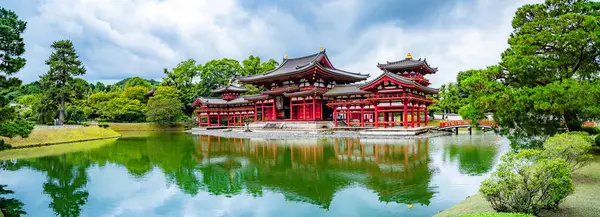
0 132 508 217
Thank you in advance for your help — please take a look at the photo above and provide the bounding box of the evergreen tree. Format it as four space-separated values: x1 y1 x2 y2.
40 40 87 125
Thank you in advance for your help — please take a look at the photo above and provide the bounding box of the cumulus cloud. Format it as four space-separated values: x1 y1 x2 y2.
9 0 541 86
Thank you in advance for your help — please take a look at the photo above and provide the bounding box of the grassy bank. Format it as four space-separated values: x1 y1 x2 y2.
434 155 600 217
0 139 117 161
3 127 120 149
107 123 186 131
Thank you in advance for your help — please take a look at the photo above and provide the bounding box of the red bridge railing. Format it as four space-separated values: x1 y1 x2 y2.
439 120 471 128
583 121 596 127
439 120 498 128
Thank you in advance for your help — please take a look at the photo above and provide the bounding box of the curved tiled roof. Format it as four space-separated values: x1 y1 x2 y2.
323 85 371 97
211 85 249 94
193 96 250 106
282 87 328 97
238 50 369 83
358 71 439 95
243 94 272 101
377 57 438 73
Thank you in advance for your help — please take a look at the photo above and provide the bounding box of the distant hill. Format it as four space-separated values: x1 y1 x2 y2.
114 77 160 88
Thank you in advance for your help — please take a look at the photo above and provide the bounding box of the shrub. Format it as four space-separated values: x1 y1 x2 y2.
581 126 600 135
595 135 600 147
80 122 90 127
456 213 535 217
480 150 573 215
543 133 594 172
98 122 109 128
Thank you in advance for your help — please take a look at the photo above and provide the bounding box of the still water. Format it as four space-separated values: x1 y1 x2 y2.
0 132 508 217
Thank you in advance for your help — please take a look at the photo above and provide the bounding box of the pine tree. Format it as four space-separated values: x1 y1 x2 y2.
40 40 86 125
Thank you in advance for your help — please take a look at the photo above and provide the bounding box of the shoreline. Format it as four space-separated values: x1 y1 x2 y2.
3 127 121 150
189 129 452 139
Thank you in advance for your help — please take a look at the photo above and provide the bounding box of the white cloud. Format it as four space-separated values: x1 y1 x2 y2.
13 0 542 87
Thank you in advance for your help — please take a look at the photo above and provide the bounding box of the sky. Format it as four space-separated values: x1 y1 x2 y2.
4 0 543 87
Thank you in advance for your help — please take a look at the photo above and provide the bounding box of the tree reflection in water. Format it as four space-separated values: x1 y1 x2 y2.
4 133 443 216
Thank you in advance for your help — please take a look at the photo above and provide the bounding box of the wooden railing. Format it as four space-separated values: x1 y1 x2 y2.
439 120 471 128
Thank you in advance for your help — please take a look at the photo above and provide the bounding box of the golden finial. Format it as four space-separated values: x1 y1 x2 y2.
284 53 288 59
320 47 324 52
406 52 413 59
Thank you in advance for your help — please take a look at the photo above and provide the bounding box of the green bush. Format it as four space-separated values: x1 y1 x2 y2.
543 133 594 172
98 122 109 128
582 126 600 135
595 135 600 146
80 122 90 127
456 213 535 217
480 150 573 215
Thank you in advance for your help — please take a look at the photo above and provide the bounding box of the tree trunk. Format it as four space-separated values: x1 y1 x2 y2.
564 111 582 132
59 94 65 125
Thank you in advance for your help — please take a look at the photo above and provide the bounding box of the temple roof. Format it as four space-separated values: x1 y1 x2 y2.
238 50 369 84
377 53 438 74
243 94 272 101
193 96 250 106
283 87 328 98
211 84 249 94
358 71 439 94
323 85 371 97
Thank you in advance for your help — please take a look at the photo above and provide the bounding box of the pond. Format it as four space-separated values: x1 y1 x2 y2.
0 132 509 217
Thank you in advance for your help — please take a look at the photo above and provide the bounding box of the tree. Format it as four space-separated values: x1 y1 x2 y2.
146 86 184 124
430 83 461 119
162 59 201 115
241 55 278 76
458 0 600 149
0 7 33 150
124 76 152 88
199 58 244 96
40 40 87 125
123 86 149 103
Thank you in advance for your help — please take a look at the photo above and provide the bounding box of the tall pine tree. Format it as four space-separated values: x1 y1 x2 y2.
41 40 86 125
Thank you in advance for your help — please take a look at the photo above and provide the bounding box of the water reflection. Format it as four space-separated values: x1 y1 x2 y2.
0 133 506 217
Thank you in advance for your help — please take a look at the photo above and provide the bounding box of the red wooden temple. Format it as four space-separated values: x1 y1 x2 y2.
194 49 439 128
192 85 255 127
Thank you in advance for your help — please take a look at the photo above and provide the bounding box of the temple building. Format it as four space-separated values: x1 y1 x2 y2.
192 84 255 127
193 49 439 129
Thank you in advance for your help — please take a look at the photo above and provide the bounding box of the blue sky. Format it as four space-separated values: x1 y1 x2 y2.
5 0 542 87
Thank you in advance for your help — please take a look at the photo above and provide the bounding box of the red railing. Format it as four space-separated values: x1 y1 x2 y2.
439 120 471 128
479 120 498 127
583 121 595 127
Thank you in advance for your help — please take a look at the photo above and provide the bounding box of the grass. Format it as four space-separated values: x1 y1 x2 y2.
3 126 120 148
0 138 117 161
434 155 600 217
107 122 186 131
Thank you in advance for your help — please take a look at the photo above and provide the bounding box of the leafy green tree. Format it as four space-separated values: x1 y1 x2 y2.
241 55 279 76
430 83 461 119
459 0 600 149
0 7 33 150
146 86 184 124
162 59 201 115
100 97 146 122
65 106 86 124
125 76 152 88
123 86 149 103
40 40 87 125
199 58 244 96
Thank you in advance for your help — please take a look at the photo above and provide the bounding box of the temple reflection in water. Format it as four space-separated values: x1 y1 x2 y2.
194 135 436 209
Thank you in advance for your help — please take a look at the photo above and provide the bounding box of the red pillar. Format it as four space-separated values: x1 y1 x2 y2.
261 102 265 121
197 113 201 127
417 103 421 127
360 106 364 127
346 105 351 127
425 106 429 126
272 101 276 120
254 104 257 121
207 114 211 127
290 98 294 120
411 103 415 128
403 101 408 129
374 105 379 128
303 98 307 120
391 112 395 127
312 97 316 120
333 107 338 127
217 113 221 126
